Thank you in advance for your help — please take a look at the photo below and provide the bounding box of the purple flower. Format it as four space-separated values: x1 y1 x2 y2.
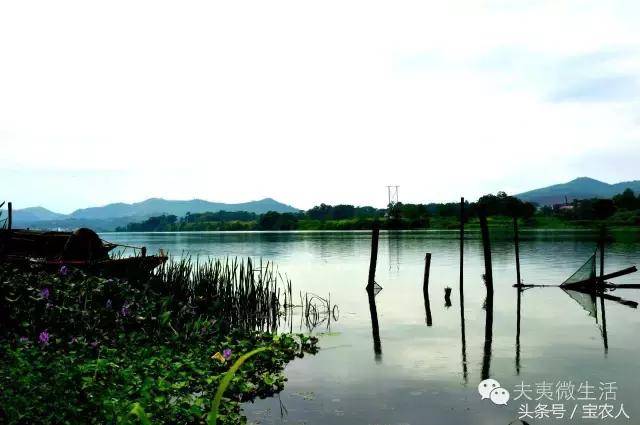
90 341 99 349
105 299 113 309
38 330 50 345
222 348 232 360
70 336 78 344
59 265 69 276
40 287 50 299
120 302 130 317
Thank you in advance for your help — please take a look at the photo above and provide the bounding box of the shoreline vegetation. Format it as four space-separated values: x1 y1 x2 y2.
116 190 640 233
0 257 319 424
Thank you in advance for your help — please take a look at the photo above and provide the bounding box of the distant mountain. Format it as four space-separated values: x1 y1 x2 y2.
515 177 640 206
12 207 67 224
13 217 139 233
69 197 298 220
11 197 299 231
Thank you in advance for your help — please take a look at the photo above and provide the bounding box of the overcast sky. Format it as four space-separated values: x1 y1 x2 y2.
1 1 639 213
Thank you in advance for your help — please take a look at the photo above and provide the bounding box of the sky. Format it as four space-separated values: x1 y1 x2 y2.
1 0 639 213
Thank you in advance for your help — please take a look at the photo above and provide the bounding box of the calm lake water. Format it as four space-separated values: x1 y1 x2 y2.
102 230 640 424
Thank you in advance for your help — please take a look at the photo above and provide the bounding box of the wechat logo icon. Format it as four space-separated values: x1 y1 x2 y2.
478 379 510 406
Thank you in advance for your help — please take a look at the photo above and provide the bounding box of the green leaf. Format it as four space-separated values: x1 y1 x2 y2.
129 402 152 425
206 347 269 425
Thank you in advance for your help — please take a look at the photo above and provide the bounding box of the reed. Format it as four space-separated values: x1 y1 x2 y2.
147 257 291 332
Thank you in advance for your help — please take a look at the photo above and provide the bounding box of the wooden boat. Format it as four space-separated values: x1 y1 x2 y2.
42 255 168 279
1 220 167 279
1 228 117 260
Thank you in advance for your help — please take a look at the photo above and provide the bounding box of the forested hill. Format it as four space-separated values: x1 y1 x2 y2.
116 190 640 232
516 177 640 206
12 197 298 231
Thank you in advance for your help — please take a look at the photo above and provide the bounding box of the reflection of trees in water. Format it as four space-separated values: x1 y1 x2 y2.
305 231 360 262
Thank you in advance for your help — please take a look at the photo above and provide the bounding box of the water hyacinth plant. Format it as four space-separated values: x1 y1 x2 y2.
207 347 269 425
222 348 232 360
0 258 319 424
40 287 50 299
38 330 50 345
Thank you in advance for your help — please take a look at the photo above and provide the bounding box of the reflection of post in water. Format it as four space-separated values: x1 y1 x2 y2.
459 197 468 383
479 204 494 380
597 229 608 355
514 213 523 374
516 287 522 375
482 291 494 380
366 286 382 362
423 253 432 326
459 292 468 383
599 295 609 354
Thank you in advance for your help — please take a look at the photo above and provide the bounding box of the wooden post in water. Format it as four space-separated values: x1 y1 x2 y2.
478 207 494 293
423 253 432 326
367 222 380 289
423 253 431 292
459 198 464 290
458 197 467 382
599 239 605 286
479 204 494 378
513 215 521 285
7 202 12 231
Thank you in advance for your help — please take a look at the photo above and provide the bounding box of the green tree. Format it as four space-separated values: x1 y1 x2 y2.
592 199 617 220
613 188 639 211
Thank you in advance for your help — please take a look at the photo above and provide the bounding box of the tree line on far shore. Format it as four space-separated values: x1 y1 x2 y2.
115 189 640 232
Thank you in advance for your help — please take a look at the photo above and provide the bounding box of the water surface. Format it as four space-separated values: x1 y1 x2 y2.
102 230 640 424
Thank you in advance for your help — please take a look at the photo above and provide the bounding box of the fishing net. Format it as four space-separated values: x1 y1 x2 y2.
561 251 596 286
563 289 597 319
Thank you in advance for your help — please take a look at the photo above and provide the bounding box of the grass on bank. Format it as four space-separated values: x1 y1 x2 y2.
0 258 317 424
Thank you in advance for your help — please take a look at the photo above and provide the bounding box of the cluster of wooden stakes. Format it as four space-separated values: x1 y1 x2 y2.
362 197 639 376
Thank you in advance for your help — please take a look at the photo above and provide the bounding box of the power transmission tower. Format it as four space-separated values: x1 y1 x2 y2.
386 185 399 208
386 185 400 220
